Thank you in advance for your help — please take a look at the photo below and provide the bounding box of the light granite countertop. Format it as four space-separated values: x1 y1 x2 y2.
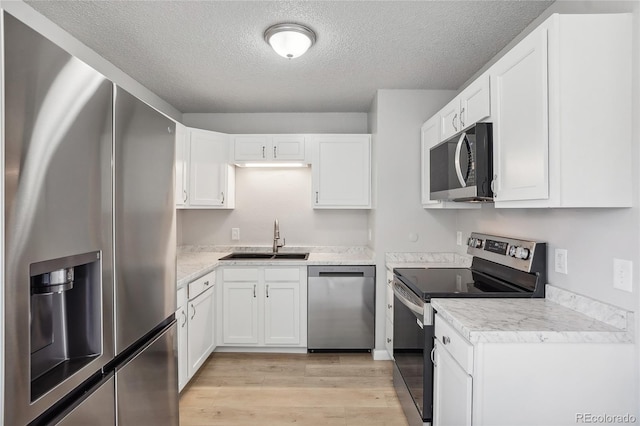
176 246 376 289
432 291 633 344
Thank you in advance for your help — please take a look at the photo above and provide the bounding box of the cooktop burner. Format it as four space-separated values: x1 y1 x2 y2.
393 266 533 301
393 232 547 301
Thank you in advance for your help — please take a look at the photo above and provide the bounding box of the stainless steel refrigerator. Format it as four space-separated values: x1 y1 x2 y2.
3 11 178 425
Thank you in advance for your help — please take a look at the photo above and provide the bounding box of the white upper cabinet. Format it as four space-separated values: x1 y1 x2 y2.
233 134 306 162
175 123 189 207
491 13 632 207
310 135 371 209
421 116 480 209
187 128 235 208
440 74 491 141
490 23 549 203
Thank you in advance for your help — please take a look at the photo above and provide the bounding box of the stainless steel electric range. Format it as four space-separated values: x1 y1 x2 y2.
392 232 547 426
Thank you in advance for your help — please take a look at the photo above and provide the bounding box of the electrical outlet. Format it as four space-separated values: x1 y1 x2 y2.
456 231 463 246
555 249 568 275
613 259 633 292
231 228 240 241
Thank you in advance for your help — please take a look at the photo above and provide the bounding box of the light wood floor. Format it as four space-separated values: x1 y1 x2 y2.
179 352 409 426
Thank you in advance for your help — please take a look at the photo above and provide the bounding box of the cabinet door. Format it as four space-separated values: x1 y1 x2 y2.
264 282 300 345
439 98 460 141
459 74 490 129
311 135 371 208
222 282 259 344
491 25 549 202
272 135 305 161
233 135 270 161
189 129 230 206
433 341 473 426
176 303 188 391
175 123 189 207
187 286 215 379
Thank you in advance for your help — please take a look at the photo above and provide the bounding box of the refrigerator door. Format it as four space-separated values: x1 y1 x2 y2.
3 12 114 424
114 87 176 353
116 322 179 424
56 377 115 426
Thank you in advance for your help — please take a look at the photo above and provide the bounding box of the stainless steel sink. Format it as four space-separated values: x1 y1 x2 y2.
219 252 309 261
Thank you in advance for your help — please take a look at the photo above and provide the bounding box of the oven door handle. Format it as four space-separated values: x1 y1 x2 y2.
393 284 424 318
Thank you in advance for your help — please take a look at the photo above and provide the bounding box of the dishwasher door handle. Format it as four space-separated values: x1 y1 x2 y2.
317 272 365 277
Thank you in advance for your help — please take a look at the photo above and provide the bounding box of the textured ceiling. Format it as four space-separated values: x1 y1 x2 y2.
25 1 553 113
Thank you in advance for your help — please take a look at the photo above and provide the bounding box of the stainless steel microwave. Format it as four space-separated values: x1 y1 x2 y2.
429 122 493 202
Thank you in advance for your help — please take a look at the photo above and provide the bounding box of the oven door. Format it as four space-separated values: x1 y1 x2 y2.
393 280 434 423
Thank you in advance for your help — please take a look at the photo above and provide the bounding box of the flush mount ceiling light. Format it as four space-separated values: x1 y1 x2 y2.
264 23 316 59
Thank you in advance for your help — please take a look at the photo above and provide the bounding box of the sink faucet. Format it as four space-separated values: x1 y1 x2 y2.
273 219 285 253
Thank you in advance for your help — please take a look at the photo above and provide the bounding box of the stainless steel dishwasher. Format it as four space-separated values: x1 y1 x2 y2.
307 265 375 351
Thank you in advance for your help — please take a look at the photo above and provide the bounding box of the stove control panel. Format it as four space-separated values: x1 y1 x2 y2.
466 232 546 274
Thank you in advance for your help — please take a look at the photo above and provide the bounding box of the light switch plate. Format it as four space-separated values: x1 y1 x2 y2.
555 249 568 275
231 228 240 241
613 259 633 292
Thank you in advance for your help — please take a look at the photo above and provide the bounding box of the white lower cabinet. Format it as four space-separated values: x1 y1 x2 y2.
433 339 472 426
187 284 215 377
433 312 636 426
176 287 188 392
219 266 306 348
384 270 394 358
176 270 216 391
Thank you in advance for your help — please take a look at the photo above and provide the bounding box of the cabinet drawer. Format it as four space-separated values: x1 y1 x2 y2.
188 271 215 299
264 268 300 282
223 268 259 281
177 287 187 308
434 314 473 375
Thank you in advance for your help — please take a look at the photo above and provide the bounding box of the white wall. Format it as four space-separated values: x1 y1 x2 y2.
178 167 369 247
183 112 368 134
368 89 458 352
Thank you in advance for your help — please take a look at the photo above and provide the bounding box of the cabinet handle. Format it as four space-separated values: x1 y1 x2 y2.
181 310 187 327
442 336 451 345
387 304 392 309
273 146 277 159
431 347 437 366
387 338 392 343
266 284 269 298
491 174 497 198
183 190 188 203
253 284 256 298
262 146 266 158
460 107 465 127
315 191 319 203
387 279 392 284
190 303 196 320
221 192 225 204
452 113 458 131
204 280 210 286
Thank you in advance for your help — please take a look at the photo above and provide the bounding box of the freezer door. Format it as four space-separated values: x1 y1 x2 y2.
3 12 114 424
116 323 179 425
114 87 177 353
56 377 115 426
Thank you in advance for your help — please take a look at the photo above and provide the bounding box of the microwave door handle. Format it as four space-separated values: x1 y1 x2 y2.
454 133 467 187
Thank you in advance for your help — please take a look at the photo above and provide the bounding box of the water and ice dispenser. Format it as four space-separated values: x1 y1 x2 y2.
29 251 102 401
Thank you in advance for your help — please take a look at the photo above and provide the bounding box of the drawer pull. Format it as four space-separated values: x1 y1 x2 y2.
442 336 450 345
204 280 210 286
387 304 392 309
387 338 392 343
